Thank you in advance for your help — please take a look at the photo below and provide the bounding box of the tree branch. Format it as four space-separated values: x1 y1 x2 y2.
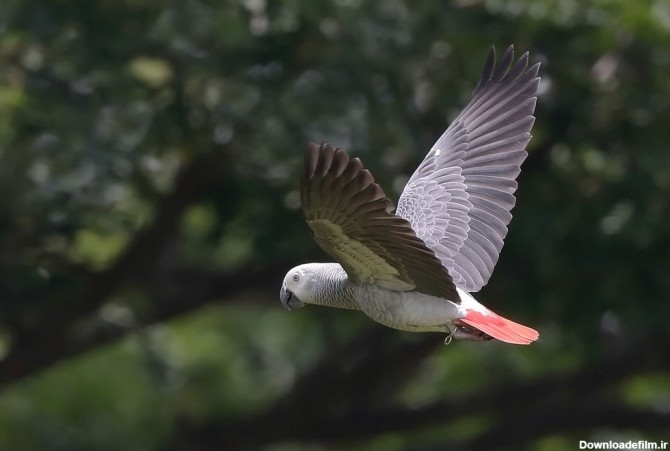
0 146 233 389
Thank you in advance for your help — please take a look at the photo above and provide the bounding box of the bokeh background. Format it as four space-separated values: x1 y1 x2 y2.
1 0 669 450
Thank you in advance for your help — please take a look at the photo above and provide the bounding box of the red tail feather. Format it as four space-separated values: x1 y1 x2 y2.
460 309 539 345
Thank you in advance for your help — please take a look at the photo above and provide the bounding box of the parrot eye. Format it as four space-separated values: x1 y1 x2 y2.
292 274 300 282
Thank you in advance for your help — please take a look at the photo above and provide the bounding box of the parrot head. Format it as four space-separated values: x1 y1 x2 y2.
280 265 312 310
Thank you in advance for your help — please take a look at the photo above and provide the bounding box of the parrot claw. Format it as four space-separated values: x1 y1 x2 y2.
443 328 455 345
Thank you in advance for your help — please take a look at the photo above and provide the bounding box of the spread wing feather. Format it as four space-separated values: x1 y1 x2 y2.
301 142 460 302
396 45 540 292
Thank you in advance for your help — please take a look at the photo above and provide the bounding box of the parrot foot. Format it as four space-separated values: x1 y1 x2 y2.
452 321 494 342
444 323 493 344
443 328 455 345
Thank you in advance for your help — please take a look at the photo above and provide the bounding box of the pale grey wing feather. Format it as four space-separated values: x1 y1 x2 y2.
396 45 540 292
301 142 460 302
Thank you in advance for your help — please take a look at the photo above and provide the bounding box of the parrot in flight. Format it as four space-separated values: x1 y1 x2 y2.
280 45 540 345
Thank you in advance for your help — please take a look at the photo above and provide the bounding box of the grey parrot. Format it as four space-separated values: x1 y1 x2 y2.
280 45 540 345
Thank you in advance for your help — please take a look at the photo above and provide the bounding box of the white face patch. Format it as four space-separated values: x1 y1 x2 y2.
434 148 442 157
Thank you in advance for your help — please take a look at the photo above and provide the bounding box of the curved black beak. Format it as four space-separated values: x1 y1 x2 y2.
280 285 304 311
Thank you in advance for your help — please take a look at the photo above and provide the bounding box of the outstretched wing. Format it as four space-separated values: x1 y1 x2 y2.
396 45 541 292
301 142 460 302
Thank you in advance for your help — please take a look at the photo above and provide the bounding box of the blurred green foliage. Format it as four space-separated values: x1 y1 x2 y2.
0 0 669 449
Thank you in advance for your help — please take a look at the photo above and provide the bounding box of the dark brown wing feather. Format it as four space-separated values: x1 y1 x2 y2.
301 142 460 302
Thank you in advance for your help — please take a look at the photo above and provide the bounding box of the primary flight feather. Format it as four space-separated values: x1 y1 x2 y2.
280 45 540 344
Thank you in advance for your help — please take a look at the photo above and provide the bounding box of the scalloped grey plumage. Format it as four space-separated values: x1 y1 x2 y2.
396 45 540 292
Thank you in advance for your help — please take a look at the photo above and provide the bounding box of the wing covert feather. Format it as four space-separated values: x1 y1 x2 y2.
396 45 540 292
301 142 460 302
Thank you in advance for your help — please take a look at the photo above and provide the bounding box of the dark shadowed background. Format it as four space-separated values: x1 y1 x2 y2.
0 0 669 450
